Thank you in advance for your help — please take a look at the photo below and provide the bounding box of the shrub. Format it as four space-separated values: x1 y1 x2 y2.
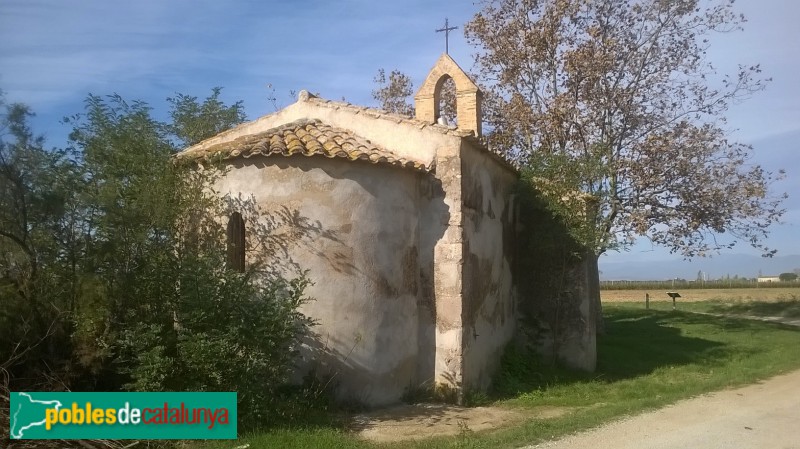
119 273 313 428
1 91 315 429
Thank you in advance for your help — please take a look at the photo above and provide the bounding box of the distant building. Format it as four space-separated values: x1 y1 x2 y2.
757 276 781 283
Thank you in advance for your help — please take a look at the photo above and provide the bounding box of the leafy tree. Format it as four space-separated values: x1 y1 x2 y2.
68 93 313 422
167 87 246 147
778 272 798 282
372 69 415 116
464 0 784 258
2 90 313 425
462 0 787 329
0 92 84 377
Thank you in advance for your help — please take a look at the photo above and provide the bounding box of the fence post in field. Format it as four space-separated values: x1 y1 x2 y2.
646 293 650 310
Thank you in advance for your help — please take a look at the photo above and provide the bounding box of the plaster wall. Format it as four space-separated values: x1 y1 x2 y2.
214 155 432 406
415 174 448 390
458 143 519 389
557 257 597 371
530 256 597 372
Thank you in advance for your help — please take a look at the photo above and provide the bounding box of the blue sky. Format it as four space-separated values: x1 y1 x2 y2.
1 0 797 266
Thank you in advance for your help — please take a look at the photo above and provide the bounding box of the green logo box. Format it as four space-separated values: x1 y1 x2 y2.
10 392 237 440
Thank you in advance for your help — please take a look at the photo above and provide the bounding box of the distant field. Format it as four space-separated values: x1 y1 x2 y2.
602 287 800 303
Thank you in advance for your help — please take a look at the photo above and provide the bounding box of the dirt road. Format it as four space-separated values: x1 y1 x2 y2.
527 370 800 449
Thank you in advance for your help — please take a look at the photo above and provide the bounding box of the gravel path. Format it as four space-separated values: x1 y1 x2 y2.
527 369 800 449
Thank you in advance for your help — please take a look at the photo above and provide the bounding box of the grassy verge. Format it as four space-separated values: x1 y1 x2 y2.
199 306 800 449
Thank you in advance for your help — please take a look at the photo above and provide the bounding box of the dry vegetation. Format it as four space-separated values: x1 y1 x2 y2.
601 287 800 303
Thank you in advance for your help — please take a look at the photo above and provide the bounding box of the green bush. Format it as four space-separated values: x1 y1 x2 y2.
1 91 315 428
119 274 313 428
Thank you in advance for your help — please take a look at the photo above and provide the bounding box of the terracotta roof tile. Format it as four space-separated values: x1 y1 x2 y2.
178 119 430 172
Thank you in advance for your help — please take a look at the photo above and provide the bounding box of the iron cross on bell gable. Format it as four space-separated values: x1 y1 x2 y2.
436 17 458 54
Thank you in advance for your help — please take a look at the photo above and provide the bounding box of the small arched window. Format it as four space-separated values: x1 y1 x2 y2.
226 212 245 272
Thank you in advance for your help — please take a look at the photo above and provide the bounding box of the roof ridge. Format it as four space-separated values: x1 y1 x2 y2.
299 93 518 173
181 91 518 174
178 119 430 172
301 94 476 138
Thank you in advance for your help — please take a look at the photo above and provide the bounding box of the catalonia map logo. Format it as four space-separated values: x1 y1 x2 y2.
9 392 236 440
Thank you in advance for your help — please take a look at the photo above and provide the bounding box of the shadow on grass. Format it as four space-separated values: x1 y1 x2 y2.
491 307 776 398
706 299 800 319
597 309 732 379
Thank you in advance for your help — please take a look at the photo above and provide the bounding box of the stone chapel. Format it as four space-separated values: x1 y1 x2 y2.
179 55 596 406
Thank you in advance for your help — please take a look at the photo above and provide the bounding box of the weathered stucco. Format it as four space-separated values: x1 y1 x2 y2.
214 155 437 405
459 142 519 389
556 257 597 371
526 255 597 371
